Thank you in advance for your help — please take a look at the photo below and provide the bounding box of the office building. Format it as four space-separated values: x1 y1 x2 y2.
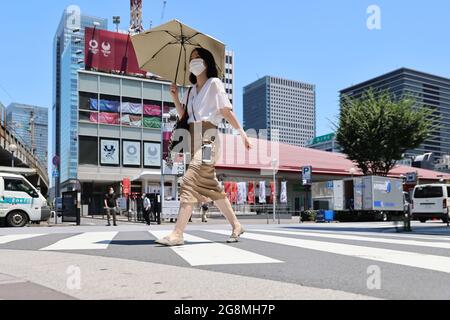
6 103 48 165
243 76 316 147
219 50 235 134
53 5 108 192
340 68 450 162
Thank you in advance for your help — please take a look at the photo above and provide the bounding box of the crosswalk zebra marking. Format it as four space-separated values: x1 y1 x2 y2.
252 229 450 250
40 232 119 251
207 230 450 274
149 231 282 267
278 228 450 241
0 234 45 244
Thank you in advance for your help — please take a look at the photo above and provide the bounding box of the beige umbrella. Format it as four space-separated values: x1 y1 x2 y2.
131 19 226 86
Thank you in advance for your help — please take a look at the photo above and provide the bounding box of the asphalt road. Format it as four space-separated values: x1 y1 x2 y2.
0 221 449 300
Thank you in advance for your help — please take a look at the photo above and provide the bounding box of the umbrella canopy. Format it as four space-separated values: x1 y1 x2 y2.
131 19 226 86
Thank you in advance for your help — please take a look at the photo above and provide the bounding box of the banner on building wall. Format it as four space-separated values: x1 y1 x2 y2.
122 178 131 197
84 27 146 76
224 182 232 203
269 182 276 204
280 181 288 204
237 182 247 205
231 182 238 204
248 182 255 204
144 142 161 167
121 102 143 115
123 140 141 166
259 181 266 204
100 139 120 165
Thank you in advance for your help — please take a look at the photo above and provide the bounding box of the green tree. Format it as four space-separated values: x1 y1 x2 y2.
335 89 436 176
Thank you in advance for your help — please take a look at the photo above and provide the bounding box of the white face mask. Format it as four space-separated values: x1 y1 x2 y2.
189 58 206 76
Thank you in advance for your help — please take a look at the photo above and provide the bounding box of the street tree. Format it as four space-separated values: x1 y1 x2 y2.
335 89 436 176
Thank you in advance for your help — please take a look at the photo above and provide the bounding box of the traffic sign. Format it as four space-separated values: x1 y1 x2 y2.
302 166 313 186
406 172 417 183
52 170 59 178
52 156 60 166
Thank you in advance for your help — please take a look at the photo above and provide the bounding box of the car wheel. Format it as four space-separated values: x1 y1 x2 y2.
419 218 427 223
442 215 449 224
6 211 29 228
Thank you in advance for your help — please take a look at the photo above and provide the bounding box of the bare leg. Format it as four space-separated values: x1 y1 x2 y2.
169 203 194 239
214 198 242 231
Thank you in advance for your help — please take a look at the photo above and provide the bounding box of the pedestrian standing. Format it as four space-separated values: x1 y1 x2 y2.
143 194 152 226
104 187 118 227
201 202 209 223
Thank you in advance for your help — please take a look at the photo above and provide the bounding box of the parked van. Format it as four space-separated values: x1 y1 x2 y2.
0 173 51 227
411 184 450 224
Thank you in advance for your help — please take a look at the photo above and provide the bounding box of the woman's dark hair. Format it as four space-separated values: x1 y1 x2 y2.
189 48 218 84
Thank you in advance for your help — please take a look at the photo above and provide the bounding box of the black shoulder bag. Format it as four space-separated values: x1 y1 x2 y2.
166 87 193 162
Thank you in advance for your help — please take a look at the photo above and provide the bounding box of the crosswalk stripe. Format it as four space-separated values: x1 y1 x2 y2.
208 230 450 274
0 234 45 244
40 232 118 251
149 231 282 267
251 229 450 250
284 228 450 241
285 225 450 241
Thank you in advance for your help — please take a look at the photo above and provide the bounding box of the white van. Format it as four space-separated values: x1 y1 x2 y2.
412 184 450 224
0 173 51 227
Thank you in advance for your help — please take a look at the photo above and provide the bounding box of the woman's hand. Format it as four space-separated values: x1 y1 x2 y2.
240 131 253 150
170 83 180 102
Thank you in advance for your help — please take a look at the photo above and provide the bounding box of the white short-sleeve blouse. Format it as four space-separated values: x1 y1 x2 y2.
181 77 233 126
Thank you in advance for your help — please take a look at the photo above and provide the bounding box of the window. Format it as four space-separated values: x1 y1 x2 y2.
4 178 36 197
414 186 443 198
79 136 99 165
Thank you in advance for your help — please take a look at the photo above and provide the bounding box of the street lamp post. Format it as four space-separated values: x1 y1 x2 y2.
160 113 171 225
272 159 278 223
8 144 18 168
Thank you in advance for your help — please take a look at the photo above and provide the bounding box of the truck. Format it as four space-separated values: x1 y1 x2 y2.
0 172 51 227
312 176 405 221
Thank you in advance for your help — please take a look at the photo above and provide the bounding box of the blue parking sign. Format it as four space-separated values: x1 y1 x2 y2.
302 166 312 185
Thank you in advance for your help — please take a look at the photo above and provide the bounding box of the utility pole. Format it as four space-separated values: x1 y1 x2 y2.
161 0 167 24
130 0 144 34
29 111 36 156
113 16 121 32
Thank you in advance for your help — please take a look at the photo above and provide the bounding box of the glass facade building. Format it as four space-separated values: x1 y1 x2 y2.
53 6 108 190
340 68 450 162
243 76 316 147
6 103 48 166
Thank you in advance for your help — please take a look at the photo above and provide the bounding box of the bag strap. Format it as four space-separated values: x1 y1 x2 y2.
183 87 193 120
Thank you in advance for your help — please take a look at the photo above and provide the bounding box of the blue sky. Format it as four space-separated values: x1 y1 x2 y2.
1 0 450 144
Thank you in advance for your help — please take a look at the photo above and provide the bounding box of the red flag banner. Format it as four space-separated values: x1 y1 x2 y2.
224 182 233 203
248 182 255 205
231 182 238 204
122 178 131 197
269 181 275 204
85 27 146 76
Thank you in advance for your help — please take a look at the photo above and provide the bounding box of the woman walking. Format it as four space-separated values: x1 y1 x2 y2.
155 48 252 246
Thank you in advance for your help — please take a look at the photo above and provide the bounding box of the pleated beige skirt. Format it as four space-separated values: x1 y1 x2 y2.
179 122 227 204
